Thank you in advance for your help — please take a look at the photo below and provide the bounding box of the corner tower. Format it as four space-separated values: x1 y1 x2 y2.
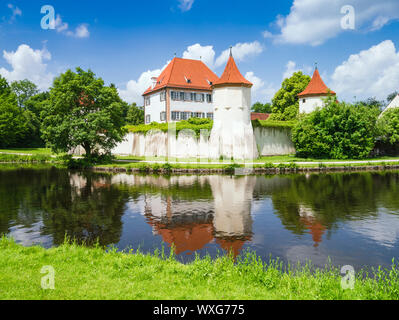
209 49 258 160
298 66 336 113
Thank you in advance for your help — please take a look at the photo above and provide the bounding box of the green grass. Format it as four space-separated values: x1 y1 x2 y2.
0 153 53 163
0 237 398 300
0 148 53 155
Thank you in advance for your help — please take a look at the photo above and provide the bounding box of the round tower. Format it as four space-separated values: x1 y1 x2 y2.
298 66 336 113
209 49 258 160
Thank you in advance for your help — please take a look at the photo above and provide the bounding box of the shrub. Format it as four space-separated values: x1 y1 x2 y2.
292 99 379 159
378 108 399 145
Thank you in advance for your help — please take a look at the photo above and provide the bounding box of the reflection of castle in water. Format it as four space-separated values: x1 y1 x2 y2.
299 205 326 247
113 175 255 257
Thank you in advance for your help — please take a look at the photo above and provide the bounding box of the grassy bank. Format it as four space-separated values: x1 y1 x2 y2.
1 237 398 300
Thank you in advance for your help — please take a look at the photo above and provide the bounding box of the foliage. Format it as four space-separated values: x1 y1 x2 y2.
10 79 39 108
62 153 116 169
292 97 379 159
252 119 296 129
378 108 399 145
270 71 311 121
0 76 31 148
41 68 128 157
252 102 272 114
357 97 384 111
126 103 144 125
126 119 213 136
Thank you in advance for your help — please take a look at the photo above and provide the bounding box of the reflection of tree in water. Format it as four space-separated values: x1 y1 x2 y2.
0 168 129 246
40 171 129 246
270 172 399 246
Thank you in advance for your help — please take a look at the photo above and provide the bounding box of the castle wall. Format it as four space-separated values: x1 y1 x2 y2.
112 126 296 158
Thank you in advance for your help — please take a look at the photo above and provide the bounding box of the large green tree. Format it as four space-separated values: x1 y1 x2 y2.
251 102 272 114
41 68 127 157
292 97 379 159
126 103 144 125
378 108 399 145
270 71 311 121
11 79 39 108
0 76 30 148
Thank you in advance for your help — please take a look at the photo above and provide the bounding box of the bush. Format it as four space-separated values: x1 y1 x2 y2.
378 108 399 145
292 99 379 159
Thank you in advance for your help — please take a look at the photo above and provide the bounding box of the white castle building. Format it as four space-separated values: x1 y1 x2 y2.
142 57 219 123
298 67 336 114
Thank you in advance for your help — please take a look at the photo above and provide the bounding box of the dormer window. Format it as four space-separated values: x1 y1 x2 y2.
207 80 213 85
184 76 191 84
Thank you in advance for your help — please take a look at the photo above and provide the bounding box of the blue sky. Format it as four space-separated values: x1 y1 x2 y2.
1 0 399 104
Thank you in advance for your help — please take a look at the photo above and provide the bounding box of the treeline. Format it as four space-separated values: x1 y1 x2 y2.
0 73 144 150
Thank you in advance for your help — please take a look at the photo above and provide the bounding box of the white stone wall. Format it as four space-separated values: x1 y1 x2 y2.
299 96 325 113
112 126 296 158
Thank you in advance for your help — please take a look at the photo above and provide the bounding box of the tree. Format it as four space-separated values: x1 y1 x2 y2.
378 108 399 145
0 76 29 148
251 102 272 114
357 97 384 111
292 97 379 159
270 71 311 121
126 103 144 125
41 68 127 157
11 79 39 108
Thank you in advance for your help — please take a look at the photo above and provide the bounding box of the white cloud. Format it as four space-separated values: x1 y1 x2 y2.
118 63 169 104
73 24 90 38
183 44 216 68
7 3 22 22
178 0 194 12
0 44 54 91
52 14 90 38
282 60 312 80
275 0 399 46
262 30 274 39
215 41 263 68
245 71 276 102
331 40 399 101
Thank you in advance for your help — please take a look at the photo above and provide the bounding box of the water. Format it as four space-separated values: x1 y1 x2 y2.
1 166 399 270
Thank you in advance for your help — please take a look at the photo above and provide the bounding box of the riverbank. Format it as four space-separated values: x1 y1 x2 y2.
0 237 398 300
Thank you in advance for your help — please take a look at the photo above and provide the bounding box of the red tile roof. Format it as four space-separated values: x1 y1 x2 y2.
298 68 336 97
251 113 270 121
213 54 253 87
143 58 219 96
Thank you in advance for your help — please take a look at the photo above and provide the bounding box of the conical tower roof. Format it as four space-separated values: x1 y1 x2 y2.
213 50 252 88
298 68 336 97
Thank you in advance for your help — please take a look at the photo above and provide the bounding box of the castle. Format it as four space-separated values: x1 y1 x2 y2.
137 51 336 160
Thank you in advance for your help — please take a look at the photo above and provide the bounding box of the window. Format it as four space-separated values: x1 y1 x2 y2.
146 115 151 124
145 97 151 106
207 113 214 120
184 92 192 101
160 91 166 101
171 111 180 121
303 99 306 103
160 112 166 121
171 91 181 101
206 94 212 103
181 112 190 120
194 112 205 118
194 93 204 102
